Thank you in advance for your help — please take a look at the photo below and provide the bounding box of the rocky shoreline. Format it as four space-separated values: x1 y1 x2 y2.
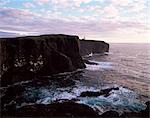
3 101 150 118
2 100 150 118
0 34 149 118
0 34 109 86
1 78 149 118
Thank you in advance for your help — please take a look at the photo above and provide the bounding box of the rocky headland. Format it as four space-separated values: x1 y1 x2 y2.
0 34 85 86
0 34 109 86
80 39 109 56
0 34 149 118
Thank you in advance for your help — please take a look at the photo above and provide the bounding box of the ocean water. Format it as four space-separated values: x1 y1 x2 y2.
85 43 150 97
1 43 150 115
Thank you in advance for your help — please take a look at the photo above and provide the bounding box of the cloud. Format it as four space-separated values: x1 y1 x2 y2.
110 0 147 13
23 2 35 8
33 0 50 5
0 31 19 38
73 0 92 6
0 8 39 32
19 0 148 23
111 0 131 7
0 0 10 6
128 0 147 12
0 29 38 37
0 7 149 40
103 5 119 19
50 0 93 8
0 0 149 42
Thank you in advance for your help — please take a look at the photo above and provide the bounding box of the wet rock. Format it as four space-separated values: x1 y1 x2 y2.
1 71 35 86
2 102 99 117
80 39 109 56
55 78 75 88
100 101 150 118
143 101 150 116
80 87 119 97
100 111 120 118
1 85 25 106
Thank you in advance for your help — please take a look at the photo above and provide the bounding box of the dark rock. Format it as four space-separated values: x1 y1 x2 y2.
80 87 119 97
100 111 120 118
1 85 25 106
80 39 109 56
1 71 35 87
0 34 86 86
2 102 99 117
143 101 149 117
100 101 150 118
121 101 150 118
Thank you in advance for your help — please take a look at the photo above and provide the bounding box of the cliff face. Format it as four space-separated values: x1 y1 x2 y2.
0 34 85 86
0 35 110 86
80 39 109 56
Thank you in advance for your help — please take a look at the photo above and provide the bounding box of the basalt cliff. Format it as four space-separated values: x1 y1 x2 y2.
80 39 109 56
0 34 109 86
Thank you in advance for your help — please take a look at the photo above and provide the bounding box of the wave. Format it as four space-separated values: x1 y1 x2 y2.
15 83 146 115
85 60 113 71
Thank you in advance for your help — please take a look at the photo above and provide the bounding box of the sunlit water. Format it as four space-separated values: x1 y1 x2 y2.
85 43 150 97
1 43 150 115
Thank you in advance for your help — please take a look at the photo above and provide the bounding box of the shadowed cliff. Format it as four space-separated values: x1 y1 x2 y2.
0 34 85 86
0 34 110 86
80 39 109 56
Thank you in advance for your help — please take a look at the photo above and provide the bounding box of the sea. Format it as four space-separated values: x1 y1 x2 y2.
1 43 150 115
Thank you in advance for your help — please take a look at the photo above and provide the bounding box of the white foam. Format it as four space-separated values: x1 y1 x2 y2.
52 92 76 101
104 52 111 55
21 80 146 115
85 64 102 71
78 86 146 114
85 60 113 71
36 97 52 104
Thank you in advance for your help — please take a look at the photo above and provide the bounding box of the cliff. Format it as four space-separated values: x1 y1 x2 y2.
0 35 110 86
0 34 85 86
80 39 109 56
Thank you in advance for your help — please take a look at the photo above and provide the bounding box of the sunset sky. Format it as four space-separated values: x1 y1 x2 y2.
0 0 149 43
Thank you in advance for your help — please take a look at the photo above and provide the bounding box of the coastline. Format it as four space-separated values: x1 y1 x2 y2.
0 35 149 118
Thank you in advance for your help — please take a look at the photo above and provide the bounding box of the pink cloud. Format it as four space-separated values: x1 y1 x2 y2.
0 7 149 42
24 2 35 8
103 5 119 19
34 0 50 5
111 0 131 7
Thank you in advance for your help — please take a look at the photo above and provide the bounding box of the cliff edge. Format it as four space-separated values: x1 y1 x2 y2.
80 39 109 56
0 35 109 86
0 34 85 86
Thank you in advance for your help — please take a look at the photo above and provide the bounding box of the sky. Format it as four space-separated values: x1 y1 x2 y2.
0 0 149 43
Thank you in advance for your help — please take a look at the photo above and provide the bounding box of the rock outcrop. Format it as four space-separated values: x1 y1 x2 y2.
0 34 85 86
2 100 149 118
80 39 109 56
2 102 99 117
80 87 119 97
100 101 150 118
